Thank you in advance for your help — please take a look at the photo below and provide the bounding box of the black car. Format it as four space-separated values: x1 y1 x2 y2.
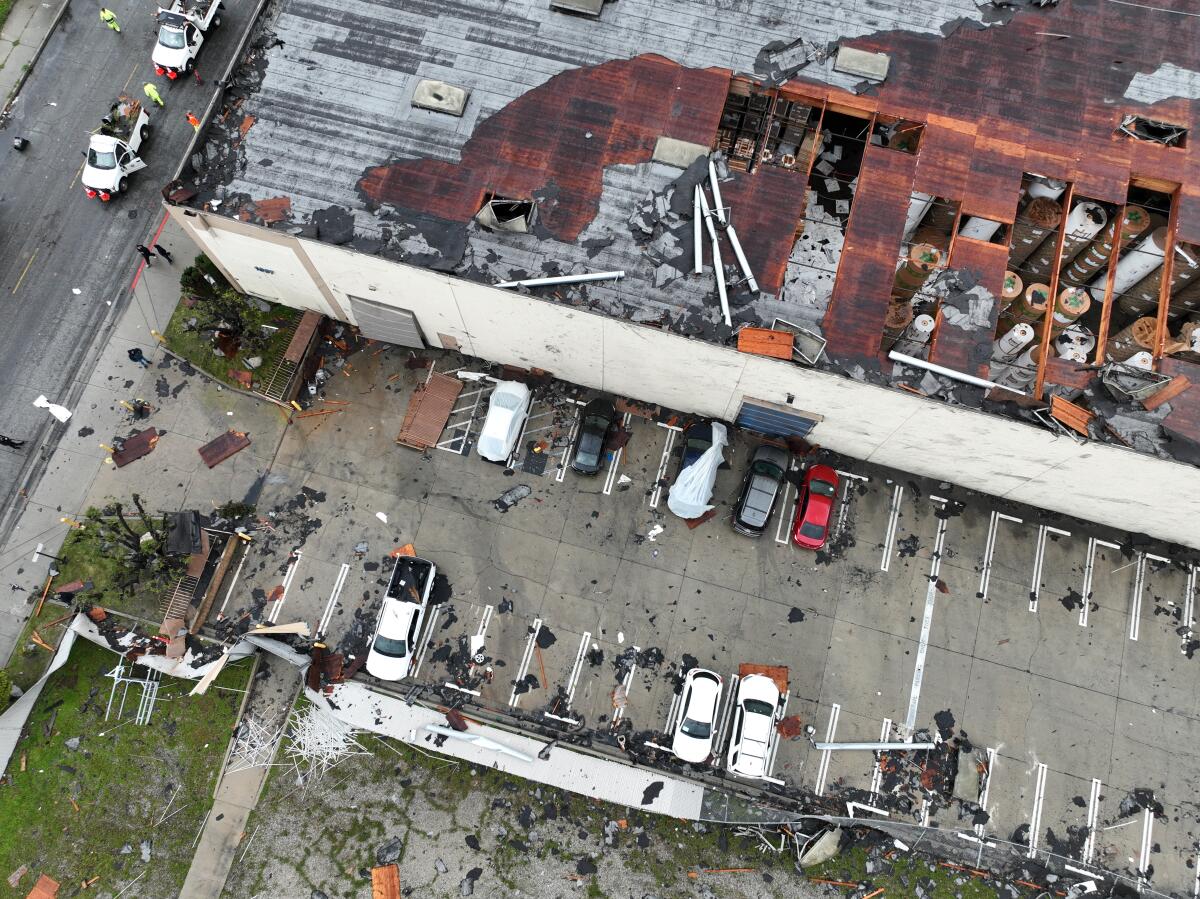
676 421 714 480
731 444 790 537
570 398 617 474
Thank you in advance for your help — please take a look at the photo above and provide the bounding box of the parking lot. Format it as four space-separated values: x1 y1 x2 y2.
235 346 1200 898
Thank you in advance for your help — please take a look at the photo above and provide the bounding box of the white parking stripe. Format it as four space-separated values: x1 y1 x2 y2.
316 562 351 637
554 406 582 483
1080 537 1120 627
1028 763 1048 857
602 412 633 496
268 550 302 624
1184 565 1198 654
880 485 903 572
1138 807 1155 880
1130 553 1150 641
410 605 442 678
978 511 1023 601
903 498 948 733
648 425 678 508
509 618 543 708
1029 525 1071 613
869 718 892 796
814 703 841 796
1083 777 1102 864
565 632 591 705
612 645 640 723
975 747 997 838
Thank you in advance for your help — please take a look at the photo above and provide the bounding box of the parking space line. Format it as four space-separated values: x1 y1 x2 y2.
880 485 904 572
814 703 841 796
714 671 739 755
1080 537 1121 627
268 550 303 624
611 645 640 725
1138 807 1154 880
1029 525 1071 613
1194 851 1200 898
602 412 633 496
764 689 789 780
903 498 948 733
774 459 800 545
1184 565 1199 654
436 382 493 454
216 550 249 618
554 405 582 483
1083 777 1102 864
1027 763 1048 857
316 562 351 637
869 718 892 796
648 424 679 508
974 747 997 838
1128 553 1170 642
978 511 1023 601
509 618 543 708
564 632 591 705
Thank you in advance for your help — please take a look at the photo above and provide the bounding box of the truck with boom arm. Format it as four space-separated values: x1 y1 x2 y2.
82 97 149 202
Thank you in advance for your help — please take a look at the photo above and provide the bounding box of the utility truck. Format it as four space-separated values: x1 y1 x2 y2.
82 97 149 202
153 0 221 79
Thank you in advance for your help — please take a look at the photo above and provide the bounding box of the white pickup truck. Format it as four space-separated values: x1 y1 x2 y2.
153 0 221 80
82 97 149 202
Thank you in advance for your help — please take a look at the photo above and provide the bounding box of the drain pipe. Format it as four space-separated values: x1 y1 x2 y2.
708 158 759 293
888 350 1027 396
494 271 625 289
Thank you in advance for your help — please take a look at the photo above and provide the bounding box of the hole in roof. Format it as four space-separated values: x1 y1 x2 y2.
475 195 536 233
1118 115 1187 147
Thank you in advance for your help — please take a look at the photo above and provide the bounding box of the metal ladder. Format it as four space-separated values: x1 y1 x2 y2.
159 574 200 620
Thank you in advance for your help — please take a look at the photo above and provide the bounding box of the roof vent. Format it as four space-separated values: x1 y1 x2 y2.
476 196 535 233
833 47 890 82
550 0 604 17
412 79 470 117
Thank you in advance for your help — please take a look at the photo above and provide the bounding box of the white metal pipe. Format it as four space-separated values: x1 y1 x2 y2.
889 350 1027 396
725 224 759 293
698 189 731 326
423 724 535 763
708 157 727 226
1089 226 1167 301
814 741 938 752
959 217 1003 242
495 271 625 289
903 192 934 241
692 185 702 275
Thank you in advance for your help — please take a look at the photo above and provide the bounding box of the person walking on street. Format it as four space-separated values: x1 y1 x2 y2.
153 244 173 264
99 7 121 31
0 435 25 449
136 244 155 265
186 111 201 132
127 348 151 369
143 83 164 107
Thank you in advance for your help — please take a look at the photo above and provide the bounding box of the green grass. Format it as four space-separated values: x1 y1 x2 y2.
805 844 1035 898
0 0 14 39
5 599 74 693
0 641 252 898
163 298 300 391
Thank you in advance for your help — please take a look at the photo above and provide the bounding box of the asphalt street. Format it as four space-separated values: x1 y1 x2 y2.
0 0 258 534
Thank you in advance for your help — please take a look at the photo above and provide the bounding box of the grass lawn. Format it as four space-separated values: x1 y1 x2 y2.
805 843 1035 898
0 640 252 898
0 0 15 50
163 297 300 391
5 599 74 693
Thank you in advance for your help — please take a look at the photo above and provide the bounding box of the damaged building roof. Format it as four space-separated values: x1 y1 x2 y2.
174 0 1200 464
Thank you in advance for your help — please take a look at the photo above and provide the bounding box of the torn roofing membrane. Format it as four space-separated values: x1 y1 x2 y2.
180 0 1200 460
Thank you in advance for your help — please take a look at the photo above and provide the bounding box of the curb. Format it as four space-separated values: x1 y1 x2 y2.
1 0 71 113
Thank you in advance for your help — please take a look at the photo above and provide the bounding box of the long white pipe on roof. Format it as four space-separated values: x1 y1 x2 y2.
888 350 1027 396
494 271 625 289
698 188 731 326
693 185 703 275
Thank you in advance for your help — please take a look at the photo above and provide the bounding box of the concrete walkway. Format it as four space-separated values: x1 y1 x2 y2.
180 655 300 899
0 214 289 672
0 0 66 106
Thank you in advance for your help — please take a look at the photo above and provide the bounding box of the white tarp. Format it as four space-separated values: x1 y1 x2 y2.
667 421 728 520
0 621 79 778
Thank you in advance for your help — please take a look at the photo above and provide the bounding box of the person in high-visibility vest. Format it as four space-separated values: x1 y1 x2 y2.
143 83 164 107
99 7 121 32
186 111 201 132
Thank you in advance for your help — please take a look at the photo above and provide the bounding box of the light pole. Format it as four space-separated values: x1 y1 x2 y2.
32 543 66 576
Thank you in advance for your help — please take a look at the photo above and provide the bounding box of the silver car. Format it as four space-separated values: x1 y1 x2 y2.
732 444 790 537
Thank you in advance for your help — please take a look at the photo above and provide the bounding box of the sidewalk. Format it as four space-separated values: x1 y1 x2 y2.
0 214 289 667
0 0 65 105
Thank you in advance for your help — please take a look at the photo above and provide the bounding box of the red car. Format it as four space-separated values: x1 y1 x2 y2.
792 464 839 549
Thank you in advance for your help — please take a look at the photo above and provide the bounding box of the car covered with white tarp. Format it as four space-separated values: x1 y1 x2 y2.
667 421 728 520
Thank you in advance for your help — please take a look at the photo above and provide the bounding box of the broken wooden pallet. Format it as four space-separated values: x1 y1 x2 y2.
396 372 462 450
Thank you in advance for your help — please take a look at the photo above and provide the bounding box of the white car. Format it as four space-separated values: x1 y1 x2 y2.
365 556 436 681
477 380 531 463
671 668 723 764
725 674 780 779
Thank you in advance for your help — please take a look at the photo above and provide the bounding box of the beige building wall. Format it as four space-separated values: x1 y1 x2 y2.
167 207 1200 549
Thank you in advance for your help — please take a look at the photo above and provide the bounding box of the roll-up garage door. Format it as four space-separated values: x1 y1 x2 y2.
347 296 425 348
735 397 822 438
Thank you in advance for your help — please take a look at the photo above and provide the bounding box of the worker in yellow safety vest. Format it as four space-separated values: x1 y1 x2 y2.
99 7 121 32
